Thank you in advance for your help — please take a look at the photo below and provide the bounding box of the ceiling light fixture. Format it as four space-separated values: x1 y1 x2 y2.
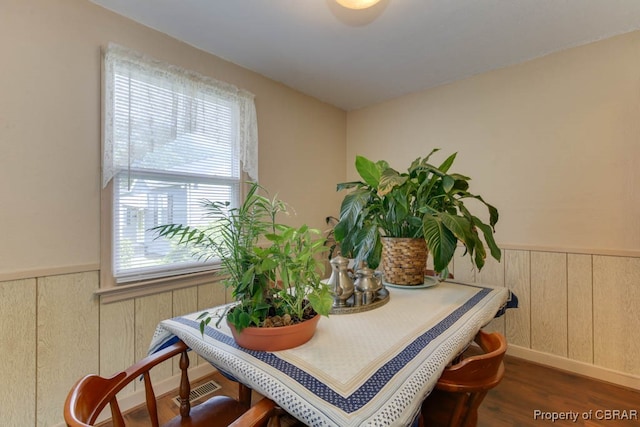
335 0 382 10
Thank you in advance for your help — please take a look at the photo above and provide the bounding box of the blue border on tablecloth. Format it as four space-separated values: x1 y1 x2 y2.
172 286 492 413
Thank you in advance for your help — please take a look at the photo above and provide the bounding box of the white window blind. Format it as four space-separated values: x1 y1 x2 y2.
103 44 258 283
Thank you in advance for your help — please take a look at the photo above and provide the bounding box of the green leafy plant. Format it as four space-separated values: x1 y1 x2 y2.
153 183 333 333
334 149 501 279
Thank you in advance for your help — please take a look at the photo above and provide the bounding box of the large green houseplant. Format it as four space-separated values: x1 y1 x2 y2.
334 149 501 281
153 183 333 348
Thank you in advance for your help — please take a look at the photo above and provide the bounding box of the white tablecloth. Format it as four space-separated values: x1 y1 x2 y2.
149 281 509 427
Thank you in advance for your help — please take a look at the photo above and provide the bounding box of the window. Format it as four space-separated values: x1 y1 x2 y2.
102 44 258 287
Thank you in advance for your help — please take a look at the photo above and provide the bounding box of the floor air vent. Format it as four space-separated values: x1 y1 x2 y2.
172 380 222 407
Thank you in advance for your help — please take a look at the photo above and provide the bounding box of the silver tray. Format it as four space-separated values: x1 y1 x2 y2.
330 286 390 314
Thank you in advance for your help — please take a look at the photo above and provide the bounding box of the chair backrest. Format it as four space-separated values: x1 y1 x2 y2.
64 340 275 427
436 330 507 393
421 330 507 427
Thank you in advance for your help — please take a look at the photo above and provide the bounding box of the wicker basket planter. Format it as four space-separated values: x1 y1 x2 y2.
381 237 427 285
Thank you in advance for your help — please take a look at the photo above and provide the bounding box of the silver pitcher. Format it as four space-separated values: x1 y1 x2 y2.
330 255 354 307
354 266 382 305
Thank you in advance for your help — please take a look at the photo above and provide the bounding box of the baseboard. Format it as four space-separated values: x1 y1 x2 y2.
507 344 640 391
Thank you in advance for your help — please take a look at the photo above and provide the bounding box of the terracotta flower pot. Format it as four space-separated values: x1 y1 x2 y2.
227 314 321 351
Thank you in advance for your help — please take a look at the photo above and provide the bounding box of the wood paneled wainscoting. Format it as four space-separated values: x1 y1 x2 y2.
450 247 640 390
1 247 639 425
0 270 226 427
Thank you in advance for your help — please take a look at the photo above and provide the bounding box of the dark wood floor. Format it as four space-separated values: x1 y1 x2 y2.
108 355 640 426
479 357 640 426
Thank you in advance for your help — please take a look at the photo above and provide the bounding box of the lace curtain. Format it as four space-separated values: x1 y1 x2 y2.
102 43 258 188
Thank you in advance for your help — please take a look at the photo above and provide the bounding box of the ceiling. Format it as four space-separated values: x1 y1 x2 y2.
89 0 640 110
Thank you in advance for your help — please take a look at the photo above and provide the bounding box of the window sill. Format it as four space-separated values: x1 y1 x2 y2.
96 268 224 304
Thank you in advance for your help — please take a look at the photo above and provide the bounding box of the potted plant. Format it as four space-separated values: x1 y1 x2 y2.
334 149 501 284
153 183 333 351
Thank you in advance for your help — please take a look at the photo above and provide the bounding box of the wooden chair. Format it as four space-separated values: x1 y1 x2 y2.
64 339 276 427
421 330 507 427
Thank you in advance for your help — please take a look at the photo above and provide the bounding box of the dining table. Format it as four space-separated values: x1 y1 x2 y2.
149 280 513 427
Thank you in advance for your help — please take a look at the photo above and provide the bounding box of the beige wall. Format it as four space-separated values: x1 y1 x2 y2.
0 0 346 277
0 0 346 425
346 30 640 388
346 30 640 254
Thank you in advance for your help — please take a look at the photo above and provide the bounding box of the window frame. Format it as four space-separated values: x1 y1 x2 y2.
98 44 257 303
98 180 249 303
